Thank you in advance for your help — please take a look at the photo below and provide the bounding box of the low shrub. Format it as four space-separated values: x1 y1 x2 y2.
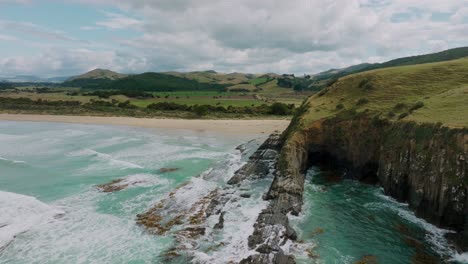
356 98 369 106
358 78 373 90
409 101 424 112
398 112 409 120
393 102 406 111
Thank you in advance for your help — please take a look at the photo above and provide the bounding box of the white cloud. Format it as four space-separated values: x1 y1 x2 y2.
95 12 142 30
0 20 77 41
0 33 17 41
1 0 467 76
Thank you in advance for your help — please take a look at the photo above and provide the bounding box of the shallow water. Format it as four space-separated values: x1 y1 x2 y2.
0 121 255 263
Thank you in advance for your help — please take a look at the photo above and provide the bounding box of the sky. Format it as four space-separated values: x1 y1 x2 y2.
0 0 467 77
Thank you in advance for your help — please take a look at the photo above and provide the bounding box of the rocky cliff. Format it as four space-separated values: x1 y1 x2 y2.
277 115 468 253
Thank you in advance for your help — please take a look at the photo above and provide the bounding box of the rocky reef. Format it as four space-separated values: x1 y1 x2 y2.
278 115 468 254
136 134 284 262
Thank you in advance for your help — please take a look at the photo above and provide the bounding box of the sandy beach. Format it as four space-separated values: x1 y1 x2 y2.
0 114 290 134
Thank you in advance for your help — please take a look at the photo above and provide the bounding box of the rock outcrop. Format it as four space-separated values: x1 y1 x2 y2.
239 136 303 263
228 135 282 185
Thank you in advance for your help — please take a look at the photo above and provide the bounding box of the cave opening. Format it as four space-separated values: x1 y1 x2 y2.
306 148 379 185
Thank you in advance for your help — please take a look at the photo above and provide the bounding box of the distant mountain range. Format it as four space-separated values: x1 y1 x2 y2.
0 75 70 83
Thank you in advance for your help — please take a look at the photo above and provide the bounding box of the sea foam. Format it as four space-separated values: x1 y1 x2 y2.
0 191 63 250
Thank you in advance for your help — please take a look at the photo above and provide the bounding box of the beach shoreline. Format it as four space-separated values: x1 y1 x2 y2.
0 114 290 135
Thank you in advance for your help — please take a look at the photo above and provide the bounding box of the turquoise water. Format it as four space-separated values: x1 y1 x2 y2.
291 167 467 264
0 121 253 263
1 121 466 264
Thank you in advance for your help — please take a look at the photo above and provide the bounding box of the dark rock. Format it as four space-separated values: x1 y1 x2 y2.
240 251 296 264
214 212 225 229
240 193 251 198
96 179 127 192
445 232 468 252
228 134 282 185
354 255 378 264
159 168 179 173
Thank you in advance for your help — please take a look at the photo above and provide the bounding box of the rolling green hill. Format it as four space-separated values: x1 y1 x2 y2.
64 69 283 92
164 71 280 85
301 57 468 128
311 46 468 86
64 69 127 88
100 72 228 92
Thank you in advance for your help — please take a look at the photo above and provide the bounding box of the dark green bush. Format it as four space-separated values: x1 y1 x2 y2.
393 102 406 111
358 78 373 90
117 100 137 109
398 112 409 119
270 102 291 115
409 101 424 112
356 98 369 106
193 105 210 116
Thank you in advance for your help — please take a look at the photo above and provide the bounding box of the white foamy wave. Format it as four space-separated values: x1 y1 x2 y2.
373 189 463 261
395 206 454 254
88 136 141 149
117 174 171 188
190 150 272 264
0 133 27 141
0 191 63 250
191 183 270 264
68 149 143 170
451 252 468 263
0 156 26 165
0 190 167 263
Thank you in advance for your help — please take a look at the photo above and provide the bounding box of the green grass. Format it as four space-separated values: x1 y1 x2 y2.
248 77 270 86
131 98 263 108
301 57 468 128
0 80 312 112
150 91 239 97
311 46 468 85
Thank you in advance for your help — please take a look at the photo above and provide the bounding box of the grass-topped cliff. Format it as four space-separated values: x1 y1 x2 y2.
275 57 468 255
299 57 468 128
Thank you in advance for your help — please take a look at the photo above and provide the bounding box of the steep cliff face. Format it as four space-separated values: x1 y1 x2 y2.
278 116 468 251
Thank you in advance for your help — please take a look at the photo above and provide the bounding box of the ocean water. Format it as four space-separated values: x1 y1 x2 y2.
290 167 468 264
0 121 257 264
1 121 467 264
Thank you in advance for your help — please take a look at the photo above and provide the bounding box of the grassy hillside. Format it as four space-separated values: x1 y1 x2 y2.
164 71 252 85
67 69 127 81
311 46 468 85
100 72 228 92
64 69 127 88
165 71 280 85
300 57 468 128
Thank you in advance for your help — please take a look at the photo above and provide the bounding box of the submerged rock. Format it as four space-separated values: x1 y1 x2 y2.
240 193 252 198
159 168 179 173
96 179 128 192
214 212 225 229
354 255 378 264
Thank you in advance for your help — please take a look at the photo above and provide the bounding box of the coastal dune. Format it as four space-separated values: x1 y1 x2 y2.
0 114 290 135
